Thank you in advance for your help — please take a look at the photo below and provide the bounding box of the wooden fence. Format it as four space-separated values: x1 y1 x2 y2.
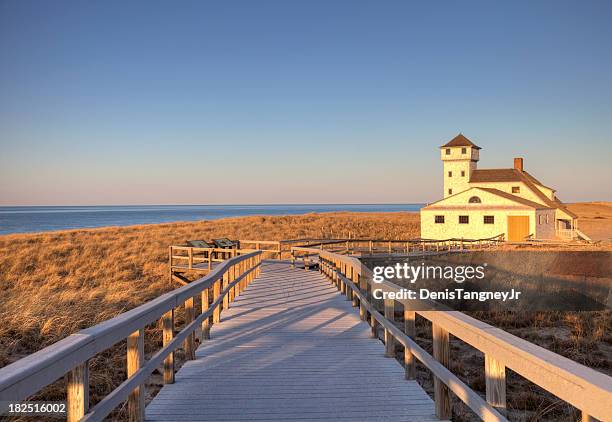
0 251 262 422
291 246 612 422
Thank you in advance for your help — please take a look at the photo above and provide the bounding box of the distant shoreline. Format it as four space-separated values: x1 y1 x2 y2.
0 202 609 241
0 204 424 236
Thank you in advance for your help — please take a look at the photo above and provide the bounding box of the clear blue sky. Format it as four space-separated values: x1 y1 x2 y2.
1 0 610 205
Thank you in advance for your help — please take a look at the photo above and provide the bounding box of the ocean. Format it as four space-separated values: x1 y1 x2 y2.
0 204 423 235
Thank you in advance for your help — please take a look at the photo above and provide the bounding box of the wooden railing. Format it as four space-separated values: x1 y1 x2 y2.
295 234 505 255
239 239 343 259
0 251 262 422
238 240 283 259
290 246 612 422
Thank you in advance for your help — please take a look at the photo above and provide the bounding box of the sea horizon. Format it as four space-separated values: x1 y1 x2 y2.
0 203 424 235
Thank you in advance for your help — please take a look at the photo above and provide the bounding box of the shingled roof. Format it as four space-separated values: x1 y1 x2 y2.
440 134 481 150
476 188 552 209
469 168 521 183
469 168 577 218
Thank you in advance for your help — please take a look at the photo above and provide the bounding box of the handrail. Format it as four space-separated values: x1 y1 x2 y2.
232 236 507 260
0 251 262 421
291 246 612 422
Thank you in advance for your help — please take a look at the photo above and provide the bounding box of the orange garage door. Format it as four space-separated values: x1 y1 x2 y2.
507 216 530 241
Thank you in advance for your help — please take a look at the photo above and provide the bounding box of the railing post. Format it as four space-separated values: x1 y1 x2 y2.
213 278 221 324
228 264 234 303
432 323 451 420
222 270 229 310
485 354 506 415
66 361 89 422
184 298 195 360
351 267 359 307
346 264 352 302
370 313 377 339
358 273 367 320
168 246 173 283
201 288 210 340
404 310 416 380
188 247 193 270
162 309 175 384
384 298 395 357
127 328 145 421
342 263 348 295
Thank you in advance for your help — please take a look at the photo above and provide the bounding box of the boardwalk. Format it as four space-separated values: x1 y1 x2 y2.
146 261 438 421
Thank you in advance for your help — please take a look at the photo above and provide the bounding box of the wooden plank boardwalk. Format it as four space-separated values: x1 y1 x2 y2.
146 261 439 421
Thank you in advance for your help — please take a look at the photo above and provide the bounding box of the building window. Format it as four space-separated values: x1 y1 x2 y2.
435 215 445 224
468 196 481 203
461 147 467 154
448 189 452 195
448 171 452 177
461 170 465 177
512 186 520 193
445 148 451 155
539 215 544 224
546 215 549 224
484 216 494 224
459 215 469 224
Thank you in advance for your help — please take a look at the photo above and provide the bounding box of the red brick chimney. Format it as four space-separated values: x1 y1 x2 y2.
514 157 524 172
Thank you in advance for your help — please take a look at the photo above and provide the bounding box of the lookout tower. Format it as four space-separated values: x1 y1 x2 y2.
440 134 480 198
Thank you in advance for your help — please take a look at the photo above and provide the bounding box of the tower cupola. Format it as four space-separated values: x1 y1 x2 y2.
440 134 480 198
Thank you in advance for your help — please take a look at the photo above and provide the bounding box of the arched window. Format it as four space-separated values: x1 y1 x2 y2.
468 196 482 203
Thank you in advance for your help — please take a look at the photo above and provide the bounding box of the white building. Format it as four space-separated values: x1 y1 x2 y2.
420 134 578 241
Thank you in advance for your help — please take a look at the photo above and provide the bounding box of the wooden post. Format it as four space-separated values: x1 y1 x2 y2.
213 278 221 323
404 310 416 380
127 329 145 421
278 243 282 260
188 248 193 270
184 298 195 360
201 288 210 340
432 323 451 420
358 273 367 320
346 265 352 302
228 264 235 304
222 271 229 310
162 309 174 384
369 240 373 254
350 268 358 307
66 361 88 422
485 354 506 414
168 246 173 283
208 251 212 271
370 313 377 339
230 264 238 302
384 298 395 357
